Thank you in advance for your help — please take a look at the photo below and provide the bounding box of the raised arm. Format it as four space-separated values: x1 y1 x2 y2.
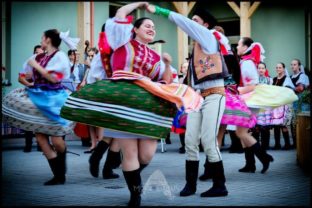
115 2 149 19
146 4 218 53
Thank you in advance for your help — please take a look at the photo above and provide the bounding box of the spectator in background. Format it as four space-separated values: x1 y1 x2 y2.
271 62 295 150
252 62 272 150
68 49 85 89
289 58 310 148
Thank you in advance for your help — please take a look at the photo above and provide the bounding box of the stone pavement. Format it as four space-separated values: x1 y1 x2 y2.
1 132 310 207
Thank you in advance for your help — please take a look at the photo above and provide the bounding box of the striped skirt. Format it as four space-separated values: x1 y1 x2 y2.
256 108 272 126
2 88 74 136
270 104 292 126
60 80 177 139
220 89 257 128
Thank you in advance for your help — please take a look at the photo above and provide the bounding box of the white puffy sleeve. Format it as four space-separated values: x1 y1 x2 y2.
283 76 295 89
297 74 310 87
171 65 179 83
86 53 107 84
20 54 37 74
45 51 71 80
240 60 259 86
105 17 133 50
168 11 218 54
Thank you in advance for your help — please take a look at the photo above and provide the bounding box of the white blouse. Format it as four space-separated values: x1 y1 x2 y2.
22 51 71 80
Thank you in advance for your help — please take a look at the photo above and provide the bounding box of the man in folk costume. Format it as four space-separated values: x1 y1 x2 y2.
146 4 229 197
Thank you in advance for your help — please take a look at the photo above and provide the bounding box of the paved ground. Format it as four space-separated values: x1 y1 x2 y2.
1 132 311 207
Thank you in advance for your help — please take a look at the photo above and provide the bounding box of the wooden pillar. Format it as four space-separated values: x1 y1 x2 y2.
240 2 250 37
173 2 195 69
227 1 261 38
77 2 91 63
177 2 188 68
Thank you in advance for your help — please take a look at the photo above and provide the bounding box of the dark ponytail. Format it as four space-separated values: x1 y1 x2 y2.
241 37 254 48
44 29 61 48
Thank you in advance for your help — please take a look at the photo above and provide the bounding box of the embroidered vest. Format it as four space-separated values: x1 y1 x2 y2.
33 50 63 90
98 31 113 78
291 72 302 87
273 75 286 87
112 39 161 81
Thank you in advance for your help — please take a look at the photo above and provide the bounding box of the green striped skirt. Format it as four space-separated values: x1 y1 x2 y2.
60 80 177 139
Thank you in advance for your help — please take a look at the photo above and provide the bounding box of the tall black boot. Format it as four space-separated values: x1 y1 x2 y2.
111 151 122 169
57 148 67 176
290 122 296 148
123 168 142 208
281 129 291 150
179 133 186 154
89 140 109 177
273 126 281 150
102 149 120 179
139 163 148 173
261 127 271 150
199 156 213 181
44 157 66 185
252 142 274 174
165 133 171 144
200 161 228 197
23 131 33 152
229 131 244 153
180 160 199 197
251 127 260 142
238 147 256 173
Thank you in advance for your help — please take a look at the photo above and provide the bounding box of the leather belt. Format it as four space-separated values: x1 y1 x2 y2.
200 86 225 97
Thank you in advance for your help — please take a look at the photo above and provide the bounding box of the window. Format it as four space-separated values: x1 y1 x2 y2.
218 19 240 37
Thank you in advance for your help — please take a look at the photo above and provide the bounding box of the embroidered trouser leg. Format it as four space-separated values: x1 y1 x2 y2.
185 94 225 162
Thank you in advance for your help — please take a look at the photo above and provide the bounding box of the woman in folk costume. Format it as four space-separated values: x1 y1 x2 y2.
233 38 275 173
146 3 231 198
289 58 310 148
61 2 202 207
212 38 274 174
252 62 273 150
271 62 295 150
2 29 79 185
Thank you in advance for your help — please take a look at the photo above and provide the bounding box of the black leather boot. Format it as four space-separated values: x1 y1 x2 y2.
282 129 291 150
44 157 65 185
290 122 296 148
123 168 142 208
228 130 244 153
238 147 256 173
200 161 228 197
199 156 213 181
89 140 109 177
273 126 281 150
180 160 199 197
139 163 148 173
110 151 122 169
261 127 271 150
23 131 33 152
252 142 274 174
102 149 120 179
57 148 67 177
179 133 186 154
